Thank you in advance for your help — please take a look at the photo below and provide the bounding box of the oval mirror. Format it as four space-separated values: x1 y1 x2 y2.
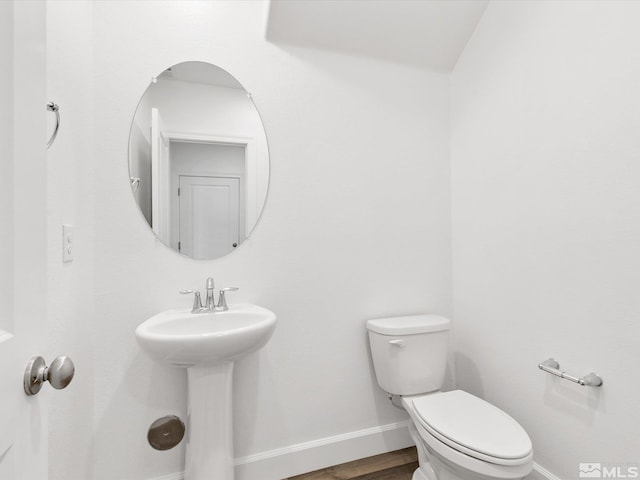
128 61 269 260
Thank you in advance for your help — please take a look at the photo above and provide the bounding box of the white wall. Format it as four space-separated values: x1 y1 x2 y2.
451 1 640 478
0 1 14 333
170 142 246 176
47 2 451 480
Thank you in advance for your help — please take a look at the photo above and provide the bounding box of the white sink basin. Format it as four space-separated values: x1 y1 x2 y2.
135 304 277 367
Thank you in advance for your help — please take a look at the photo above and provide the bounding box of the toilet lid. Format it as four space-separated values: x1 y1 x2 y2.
366 315 450 335
412 390 532 461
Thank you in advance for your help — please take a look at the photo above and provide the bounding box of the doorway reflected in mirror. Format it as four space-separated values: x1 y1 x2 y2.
128 61 269 260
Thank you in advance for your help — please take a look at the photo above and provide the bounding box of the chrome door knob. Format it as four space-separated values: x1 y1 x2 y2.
47 356 75 389
24 355 75 396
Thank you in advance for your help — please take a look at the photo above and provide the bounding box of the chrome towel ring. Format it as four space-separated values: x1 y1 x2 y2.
47 101 60 149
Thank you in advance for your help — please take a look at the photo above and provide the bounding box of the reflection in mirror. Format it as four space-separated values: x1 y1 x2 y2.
128 62 269 260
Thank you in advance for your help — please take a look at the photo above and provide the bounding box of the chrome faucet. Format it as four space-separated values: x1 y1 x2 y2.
216 287 239 312
179 289 205 313
205 277 215 311
180 278 238 313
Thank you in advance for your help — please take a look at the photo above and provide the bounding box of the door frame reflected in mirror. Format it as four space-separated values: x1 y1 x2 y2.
166 132 257 258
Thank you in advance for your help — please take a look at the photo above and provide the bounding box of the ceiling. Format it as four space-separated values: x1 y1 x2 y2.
265 0 489 72
158 62 244 89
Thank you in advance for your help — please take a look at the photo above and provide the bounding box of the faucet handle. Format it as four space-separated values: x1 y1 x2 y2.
179 289 203 313
216 287 238 311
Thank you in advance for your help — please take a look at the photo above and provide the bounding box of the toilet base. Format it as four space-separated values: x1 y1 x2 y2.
402 395 533 480
407 420 529 480
408 422 438 480
412 468 430 480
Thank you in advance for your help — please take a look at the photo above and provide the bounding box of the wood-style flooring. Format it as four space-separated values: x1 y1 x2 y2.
285 447 418 480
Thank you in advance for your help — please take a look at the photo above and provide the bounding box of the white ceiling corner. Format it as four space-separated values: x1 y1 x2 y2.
265 0 488 72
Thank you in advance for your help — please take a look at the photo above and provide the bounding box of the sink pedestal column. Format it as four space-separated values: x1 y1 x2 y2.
185 363 235 480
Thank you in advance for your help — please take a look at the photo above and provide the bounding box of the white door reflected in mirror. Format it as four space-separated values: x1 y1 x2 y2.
128 61 270 260
179 175 240 259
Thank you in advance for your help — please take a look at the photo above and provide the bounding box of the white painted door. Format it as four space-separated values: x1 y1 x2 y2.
151 107 171 245
0 2 48 479
179 176 240 259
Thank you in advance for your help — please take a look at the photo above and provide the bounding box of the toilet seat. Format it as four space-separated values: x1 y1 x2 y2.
404 390 532 467
410 420 533 480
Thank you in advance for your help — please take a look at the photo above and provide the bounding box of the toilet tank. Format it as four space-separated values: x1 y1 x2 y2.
367 314 450 396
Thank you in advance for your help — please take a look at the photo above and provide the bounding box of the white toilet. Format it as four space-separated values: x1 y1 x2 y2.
367 314 533 480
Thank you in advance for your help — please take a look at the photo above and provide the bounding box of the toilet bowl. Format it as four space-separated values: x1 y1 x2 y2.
366 315 533 480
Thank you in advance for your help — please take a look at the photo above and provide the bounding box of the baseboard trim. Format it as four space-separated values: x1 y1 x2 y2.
530 462 563 480
235 420 413 480
235 420 412 465
148 421 413 480
150 431 561 480
150 473 182 480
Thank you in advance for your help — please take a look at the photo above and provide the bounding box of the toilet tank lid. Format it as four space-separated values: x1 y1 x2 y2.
366 314 450 335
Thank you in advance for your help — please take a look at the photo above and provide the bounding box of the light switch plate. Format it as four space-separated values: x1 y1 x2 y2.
62 225 73 262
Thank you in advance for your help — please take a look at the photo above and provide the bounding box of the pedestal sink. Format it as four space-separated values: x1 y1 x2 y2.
135 304 277 480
